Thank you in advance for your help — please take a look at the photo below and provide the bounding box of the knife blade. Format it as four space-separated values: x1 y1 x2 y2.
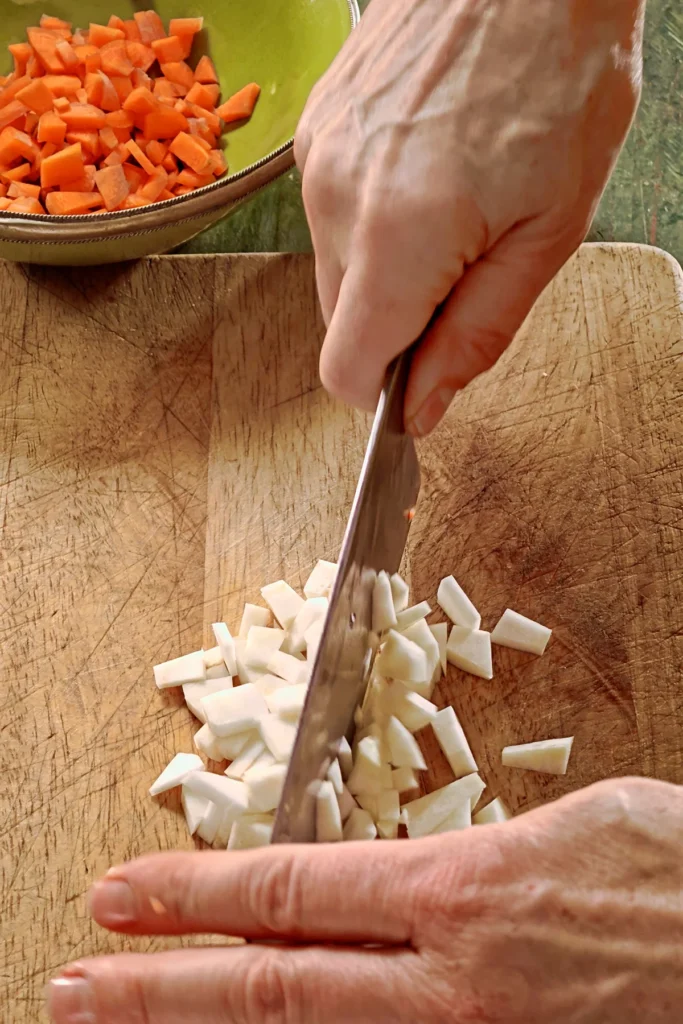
272 350 421 844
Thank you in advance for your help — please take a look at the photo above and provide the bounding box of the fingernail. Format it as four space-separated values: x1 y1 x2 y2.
407 387 455 437
89 878 137 925
47 977 96 1023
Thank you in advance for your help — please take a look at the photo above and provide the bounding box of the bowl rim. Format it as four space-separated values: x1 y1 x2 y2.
0 0 360 247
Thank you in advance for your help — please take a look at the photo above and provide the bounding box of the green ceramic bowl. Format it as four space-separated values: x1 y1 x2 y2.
0 0 358 264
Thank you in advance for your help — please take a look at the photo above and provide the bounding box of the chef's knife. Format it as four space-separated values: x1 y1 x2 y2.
272 350 421 844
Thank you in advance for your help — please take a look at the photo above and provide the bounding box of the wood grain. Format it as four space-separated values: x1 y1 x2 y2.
1 244 682 1021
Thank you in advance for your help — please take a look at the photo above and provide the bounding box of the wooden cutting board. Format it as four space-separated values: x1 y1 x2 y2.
1 244 682 1021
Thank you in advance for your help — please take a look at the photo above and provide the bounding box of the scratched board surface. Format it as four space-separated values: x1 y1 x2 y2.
1 245 683 1021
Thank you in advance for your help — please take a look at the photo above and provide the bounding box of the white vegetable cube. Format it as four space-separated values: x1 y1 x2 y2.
260 715 298 762
196 800 223 845
336 736 353 779
243 749 276 776
244 626 286 671
214 807 237 849
201 684 268 737
203 646 225 669
246 762 288 812
375 630 429 684
474 798 511 825
446 627 493 680
211 622 237 676
215 730 255 761
238 603 271 639
502 737 574 775
316 779 343 842
261 580 304 630
401 619 440 679
194 723 226 760
395 601 431 632
386 716 427 770
491 609 552 656
391 766 419 793
153 649 205 689
327 758 344 796
184 772 249 820
437 576 481 630
347 736 390 796
402 774 486 839
304 559 338 599
343 807 377 841
377 819 399 840
181 786 209 836
234 638 265 686
224 735 265 779
429 622 448 674
389 572 410 612
432 706 478 778
390 686 438 733
289 597 329 653
183 678 233 723
337 783 357 822
149 753 204 797
266 683 308 718
228 815 274 850
429 801 472 834
372 571 397 633
266 649 309 686
304 620 324 663
206 665 231 680
377 789 400 824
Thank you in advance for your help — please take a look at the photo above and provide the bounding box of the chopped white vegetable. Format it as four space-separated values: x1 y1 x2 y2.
182 677 233 723
377 819 399 840
206 664 231 681
184 771 249 818
243 749 276 776
391 766 419 793
149 753 204 797
196 800 223 845
266 649 309 686
304 559 337 599
432 706 478 778
266 683 308 718
354 791 380 820
375 630 429 684
347 736 392 796
289 596 329 653
203 646 225 669
473 797 511 825
194 722 226 760
386 716 427 770
261 580 304 630
437 576 481 630
337 783 357 822
491 608 552 656
260 715 298 762
401 619 440 678
429 800 472 834
215 807 236 848
234 638 265 685
202 684 268 738
343 807 377 841
502 737 574 775
390 686 438 733
446 626 493 680
337 736 353 779
402 774 486 839
181 786 208 836
389 572 410 612
228 815 274 850
224 736 266 779
327 758 344 796
377 789 400 824
215 730 256 761
395 601 431 632
244 625 286 671
211 623 237 676
429 622 448 674
304 619 324 663
315 779 343 842
239 603 271 639
372 571 397 633
252 673 292 698
154 649 205 689
246 762 288 812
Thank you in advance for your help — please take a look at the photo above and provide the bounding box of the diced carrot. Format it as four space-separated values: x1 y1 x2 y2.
8 180 41 199
74 45 101 73
123 19 142 42
194 55 218 84
134 11 166 44
55 40 80 72
88 24 125 47
83 73 103 107
122 161 146 191
98 126 119 153
1 163 32 183
216 84 261 123
160 61 194 91
40 142 84 188
0 183 7 197
46 190 103 215
188 102 221 134
162 151 178 173
0 126 37 163
110 75 133 103
131 69 151 90
173 185 193 195
0 101 28 131
207 148 228 176
102 146 125 166
40 15 72 32
0 197 11 210
166 170 177 188
126 40 156 72
150 36 187 64
40 141 58 159
16 79 54 115
9 42 32 77
0 76 32 110
60 164 97 191
125 138 156 175
108 15 126 32
185 82 215 110
123 86 159 115
143 106 188 139
153 78 181 100
42 76 81 97
138 165 168 201
122 193 151 207
66 131 100 159
8 196 45 214
175 167 213 188
104 109 134 130
188 120 211 146
61 104 107 131
169 17 204 36
27 29 65 74
100 39 134 78
71 31 86 47
98 72 120 112
205 84 220 106
144 139 166 164
94 162 129 209
24 111 39 135
157 188 174 201
26 56 43 78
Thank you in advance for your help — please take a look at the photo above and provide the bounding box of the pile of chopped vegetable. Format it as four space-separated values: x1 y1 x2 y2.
0 12 260 215
150 561 569 849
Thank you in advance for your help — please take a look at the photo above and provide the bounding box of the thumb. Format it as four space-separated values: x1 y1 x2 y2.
404 228 579 436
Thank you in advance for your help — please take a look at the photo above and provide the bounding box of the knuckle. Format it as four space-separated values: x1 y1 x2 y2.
243 851 307 937
300 146 340 218
239 948 303 1024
